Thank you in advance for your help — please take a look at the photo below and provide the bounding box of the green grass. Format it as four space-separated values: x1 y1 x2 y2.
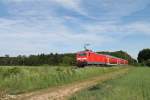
0 66 122 95
70 67 150 100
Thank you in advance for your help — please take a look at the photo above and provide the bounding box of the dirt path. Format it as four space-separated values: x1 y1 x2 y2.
9 67 129 100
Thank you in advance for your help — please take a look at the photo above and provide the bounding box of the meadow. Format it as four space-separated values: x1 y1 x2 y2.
0 66 122 95
70 67 150 100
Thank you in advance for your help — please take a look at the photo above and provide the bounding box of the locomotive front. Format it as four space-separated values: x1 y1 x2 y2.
76 51 88 67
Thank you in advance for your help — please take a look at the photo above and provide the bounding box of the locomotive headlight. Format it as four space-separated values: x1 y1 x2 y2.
77 58 87 60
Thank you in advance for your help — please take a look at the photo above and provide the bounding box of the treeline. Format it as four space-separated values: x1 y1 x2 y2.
0 53 75 66
0 50 136 66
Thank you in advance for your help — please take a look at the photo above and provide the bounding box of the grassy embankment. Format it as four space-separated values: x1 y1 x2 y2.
0 66 124 95
70 67 150 100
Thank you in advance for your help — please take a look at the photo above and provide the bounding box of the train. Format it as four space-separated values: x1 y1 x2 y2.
76 50 128 67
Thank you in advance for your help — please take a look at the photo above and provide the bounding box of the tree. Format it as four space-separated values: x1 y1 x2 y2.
5 54 9 58
138 48 150 66
61 56 74 66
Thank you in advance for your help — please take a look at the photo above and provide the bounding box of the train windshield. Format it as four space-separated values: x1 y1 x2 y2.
79 53 86 56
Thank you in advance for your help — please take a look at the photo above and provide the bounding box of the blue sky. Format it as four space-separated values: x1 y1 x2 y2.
0 0 150 58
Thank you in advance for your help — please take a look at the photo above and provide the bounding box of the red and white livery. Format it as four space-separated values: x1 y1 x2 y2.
76 50 128 67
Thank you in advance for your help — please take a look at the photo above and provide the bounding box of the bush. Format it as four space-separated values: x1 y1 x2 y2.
2 67 21 78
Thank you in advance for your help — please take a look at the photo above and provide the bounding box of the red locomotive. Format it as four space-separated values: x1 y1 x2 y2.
76 50 128 67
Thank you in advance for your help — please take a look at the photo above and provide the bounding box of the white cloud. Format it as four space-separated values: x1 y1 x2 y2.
80 0 150 20
82 21 150 37
0 15 113 56
3 0 150 20
54 0 80 9
127 22 150 35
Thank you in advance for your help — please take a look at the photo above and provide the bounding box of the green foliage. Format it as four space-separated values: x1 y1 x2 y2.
138 48 150 66
1 67 21 78
0 66 120 94
0 53 75 66
70 67 150 100
60 56 75 66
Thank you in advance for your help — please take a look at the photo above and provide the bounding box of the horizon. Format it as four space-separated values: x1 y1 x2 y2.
0 0 150 59
0 49 137 60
